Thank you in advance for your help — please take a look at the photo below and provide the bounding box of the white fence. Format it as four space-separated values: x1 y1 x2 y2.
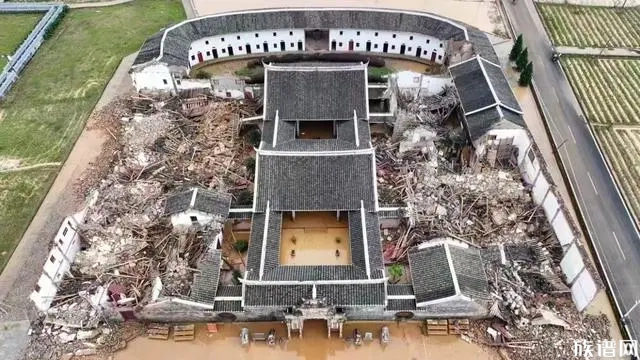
0 3 66 98
489 128 597 311
29 214 83 311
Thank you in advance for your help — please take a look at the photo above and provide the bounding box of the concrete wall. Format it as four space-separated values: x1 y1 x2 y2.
29 215 82 311
170 210 219 228
131 63 176 93
188 29 305 66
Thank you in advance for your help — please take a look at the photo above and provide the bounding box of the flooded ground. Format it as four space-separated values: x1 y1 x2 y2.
115 321 499 360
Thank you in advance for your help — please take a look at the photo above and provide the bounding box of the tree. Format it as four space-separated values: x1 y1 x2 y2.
509 34 524 61
516 47 529 71
388 264 404 284
519 62 534 87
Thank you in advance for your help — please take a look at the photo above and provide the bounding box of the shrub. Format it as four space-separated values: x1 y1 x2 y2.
245 128 261 147
194 70 210 79
244 157 256 177
235 190 253 206
516 48 529 72
234 240 248 253
519 61 534 87
388 264 404 283
509 34 524 61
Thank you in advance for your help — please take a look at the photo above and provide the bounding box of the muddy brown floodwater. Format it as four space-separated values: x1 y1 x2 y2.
115 321 498 360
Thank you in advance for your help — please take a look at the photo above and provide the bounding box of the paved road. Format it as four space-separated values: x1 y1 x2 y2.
555 46 640 58
502 0 640 341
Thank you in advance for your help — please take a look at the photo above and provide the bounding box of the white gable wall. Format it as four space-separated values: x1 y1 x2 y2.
131 63 175 93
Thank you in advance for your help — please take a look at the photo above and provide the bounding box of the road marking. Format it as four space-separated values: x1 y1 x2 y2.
587 172 598 195
568 126 576 144
612 231 626 261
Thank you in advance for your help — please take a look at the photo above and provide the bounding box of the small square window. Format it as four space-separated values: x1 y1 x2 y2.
438 55 442 60
289 31 293 36
257 44 260 49
237 35 241 40
62 227 68 236
35 284 41 292
58 238 64 245
409 36 414 40
274 43 278 48
255 33 259 38
205 40 209 45
222 49 226 53
374 32 378 36
392 34 396 38
357 31 360 35
339 31 343 35
423 50 427 55
408 47 412 52
163 79 168 85
528 149 536 162
440 43 443 48
374 44 378 49
221 37 225 42
339 42 343 47
206 51 211 56
190 216 198 222
426 39 430 44
238 46 243 50
176 79 181 85
191 55 195 60
356 42 360 47
289 42 292 47
391 45 396 50
273 32 277 36
49 255 56 263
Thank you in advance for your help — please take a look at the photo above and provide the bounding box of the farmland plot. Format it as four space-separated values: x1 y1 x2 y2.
562 57 640 221
537 4 640 48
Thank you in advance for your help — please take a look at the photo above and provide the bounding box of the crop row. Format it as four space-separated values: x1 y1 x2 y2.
562 57 640 125
593 127 640 220
537 4 640 48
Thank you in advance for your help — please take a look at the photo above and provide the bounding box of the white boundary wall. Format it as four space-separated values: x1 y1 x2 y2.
486 128 597 311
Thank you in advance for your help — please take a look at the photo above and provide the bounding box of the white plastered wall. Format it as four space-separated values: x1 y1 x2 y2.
131 63 175 93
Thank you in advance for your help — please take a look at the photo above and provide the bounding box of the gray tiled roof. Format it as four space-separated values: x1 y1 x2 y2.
216 285 242 297
262 211 282 274
387 284 415 296
448 245 490 301
255 153 376 211
245 213 266 280
190 249 222 304
481 58 521 112
213 300 243 312
463 106 524 141
164 187 231 218
450 59 495 113
316 283 385 306
133 9 467 68
265 65 367 121
244 285 313 307
408 245 457 303
387 299 417 311
364 211 385 278
132 31 164 66
466 27 500 64
262 265 367 281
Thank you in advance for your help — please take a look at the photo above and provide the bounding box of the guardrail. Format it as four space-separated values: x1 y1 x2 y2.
0 3 66 99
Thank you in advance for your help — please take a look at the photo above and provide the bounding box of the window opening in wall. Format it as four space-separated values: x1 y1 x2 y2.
62 227 68 236
339 30 343 35
430 51 437 62
374 44 378 49
228 46 234 56
289 31 293 36
438 55 442 60
409 36 413 40
226 91 232 97
176 79 181 85
256 44 260 49
408 47 412 52
206 51 211 56
383 42 388 53
426 39 430 44
348 40 354 51
246 44 252 54
237 35 241 40
374 32 378 36
356 42 360 48
212 48 218 58
273 32 277 36
255 33 259 38
331 40 337 50
274 43 278 48
400 44 406 55
392 34 396 38
205 40 209 45
357 31 360 35
58 238 64 246
222 48 226 53
280 41 286 51
297 40 303 51
366 41 371 51
49 255 56 263
440 43 443 48
163 79 168 85
416 46 422 57
290 42 294 48
190 216 198 223
423 50 427 55
528 149 536 162
391 45 396 50
297 121 336 139
264 42 269 52
339 42 343 47
221 37 225 42
35 284 41 292
238 46 243 51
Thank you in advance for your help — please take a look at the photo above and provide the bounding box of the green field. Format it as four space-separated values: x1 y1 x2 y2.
0 0 185 272
537 4 640 48
0 13 43 70
562 57 640 223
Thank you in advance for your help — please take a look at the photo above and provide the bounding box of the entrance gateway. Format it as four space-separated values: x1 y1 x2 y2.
284 298 346 339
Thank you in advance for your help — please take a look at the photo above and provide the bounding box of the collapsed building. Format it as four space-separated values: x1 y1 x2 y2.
27 8 601 356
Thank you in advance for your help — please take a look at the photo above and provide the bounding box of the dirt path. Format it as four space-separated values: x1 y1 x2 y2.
0 52 136 320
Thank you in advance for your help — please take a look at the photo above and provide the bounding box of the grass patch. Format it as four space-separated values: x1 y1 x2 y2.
0 13 43 70
0 0 185 273
0 169 57 272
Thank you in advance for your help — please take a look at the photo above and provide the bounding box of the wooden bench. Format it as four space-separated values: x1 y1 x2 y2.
146 324 170 340
173 324 195 341
425 319 449 336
